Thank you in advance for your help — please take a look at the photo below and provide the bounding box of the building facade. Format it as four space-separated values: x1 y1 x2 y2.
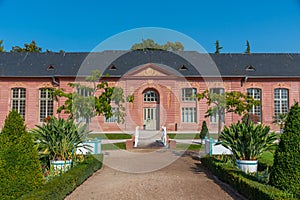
1 50 300 133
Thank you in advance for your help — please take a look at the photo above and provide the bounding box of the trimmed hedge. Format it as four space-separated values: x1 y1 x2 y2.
201 156 296 200
20 154 103 200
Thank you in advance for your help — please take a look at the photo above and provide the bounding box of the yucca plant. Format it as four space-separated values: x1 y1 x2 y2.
220 121 278 160
31 116 91 162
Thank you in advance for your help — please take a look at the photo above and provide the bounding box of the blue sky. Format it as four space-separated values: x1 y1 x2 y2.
0 0 300 53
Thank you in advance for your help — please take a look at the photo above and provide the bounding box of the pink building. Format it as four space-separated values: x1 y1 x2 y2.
1 50 299 133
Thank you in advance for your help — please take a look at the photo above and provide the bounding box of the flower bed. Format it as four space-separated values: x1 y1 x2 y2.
20 154 103 200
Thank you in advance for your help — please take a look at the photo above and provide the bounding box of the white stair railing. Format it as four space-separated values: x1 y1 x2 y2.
134 126 139 147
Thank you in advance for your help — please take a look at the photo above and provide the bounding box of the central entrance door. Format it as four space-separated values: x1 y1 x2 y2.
143 107 158 130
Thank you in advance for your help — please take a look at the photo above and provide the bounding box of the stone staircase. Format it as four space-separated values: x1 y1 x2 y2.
135 130 165 149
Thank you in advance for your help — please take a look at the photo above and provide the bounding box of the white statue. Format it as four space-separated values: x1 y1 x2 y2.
161 126 167 147
134 126 139 147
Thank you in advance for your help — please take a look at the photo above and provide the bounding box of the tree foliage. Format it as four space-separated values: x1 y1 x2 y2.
0 40 4 52
0 110 44 199
200 121 209 140
214 40 223 54
54 70 128 124
10 40 42 52
245 40 251 54
131 38 184 51
269 102 300 198
197 90 260 138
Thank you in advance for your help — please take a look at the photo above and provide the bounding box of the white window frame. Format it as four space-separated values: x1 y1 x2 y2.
104 107 118 123
274 88 289 121
144 90 158 102
76 87 92 123
181 88 197 101
181 107 197 123
247 88 262 122
209 88 225 123
39 88 54 122
11 88 26 119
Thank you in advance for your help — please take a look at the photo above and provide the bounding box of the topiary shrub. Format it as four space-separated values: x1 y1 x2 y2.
269 102 300 198
0 110 44 199
200 121 209 142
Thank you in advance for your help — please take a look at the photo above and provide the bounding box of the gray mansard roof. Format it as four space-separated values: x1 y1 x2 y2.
0 50 300 78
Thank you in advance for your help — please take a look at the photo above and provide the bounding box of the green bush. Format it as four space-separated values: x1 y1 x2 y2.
220 121 278 160
31 116 91 161
200 121 209 140
201 156 295 200
20 154 103 200
269 102 300 198
0 111 44 199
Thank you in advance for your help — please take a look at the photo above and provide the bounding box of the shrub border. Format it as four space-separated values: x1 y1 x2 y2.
20 154 103 200
201 156 295 200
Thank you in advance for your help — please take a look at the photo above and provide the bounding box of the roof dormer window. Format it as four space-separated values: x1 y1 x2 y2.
179 65 188 71
109 64 117 70
47 65 55 71
245 65 256 71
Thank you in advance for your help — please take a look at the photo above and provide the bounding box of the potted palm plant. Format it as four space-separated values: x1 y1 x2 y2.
219 121 277 173
31 116 91 173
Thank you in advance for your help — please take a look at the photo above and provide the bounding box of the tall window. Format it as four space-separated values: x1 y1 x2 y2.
75 87 92 123
11 88 26 119
39 88 53 122
247 88 262 122
76 87 92 96
209 88 225 123
104 107 117 123
181 88 197 101
274 88 289 121
182 107 197 123
144 90 158 102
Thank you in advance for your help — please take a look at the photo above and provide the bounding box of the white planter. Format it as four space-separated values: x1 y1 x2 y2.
76 139 102 155
205 138 232 155
236 159 258 173
50 160 72 173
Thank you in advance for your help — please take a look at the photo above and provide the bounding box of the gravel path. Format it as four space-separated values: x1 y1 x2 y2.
65 150 245 200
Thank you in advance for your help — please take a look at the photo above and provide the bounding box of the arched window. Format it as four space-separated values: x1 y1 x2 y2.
144 90 158 102
247 88 262 122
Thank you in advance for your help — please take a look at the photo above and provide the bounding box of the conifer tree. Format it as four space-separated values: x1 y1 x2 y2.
200 121 209 141
245 40 251 54
269 102 300 198
214 40 223 54
0 111 44 199
0 40 4 52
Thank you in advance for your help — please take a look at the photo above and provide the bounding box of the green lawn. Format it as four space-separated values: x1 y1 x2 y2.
88 133 132 140
167 133 219 140
175 143 204 151
102 142 126 150
168 134 200 139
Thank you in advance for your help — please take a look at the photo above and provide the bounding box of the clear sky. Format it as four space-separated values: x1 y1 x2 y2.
0 0 300 53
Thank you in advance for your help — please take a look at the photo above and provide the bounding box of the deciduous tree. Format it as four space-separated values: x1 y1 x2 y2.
11 40 42 52
197 90 259 138
54 70 130 124
131 38 184 51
